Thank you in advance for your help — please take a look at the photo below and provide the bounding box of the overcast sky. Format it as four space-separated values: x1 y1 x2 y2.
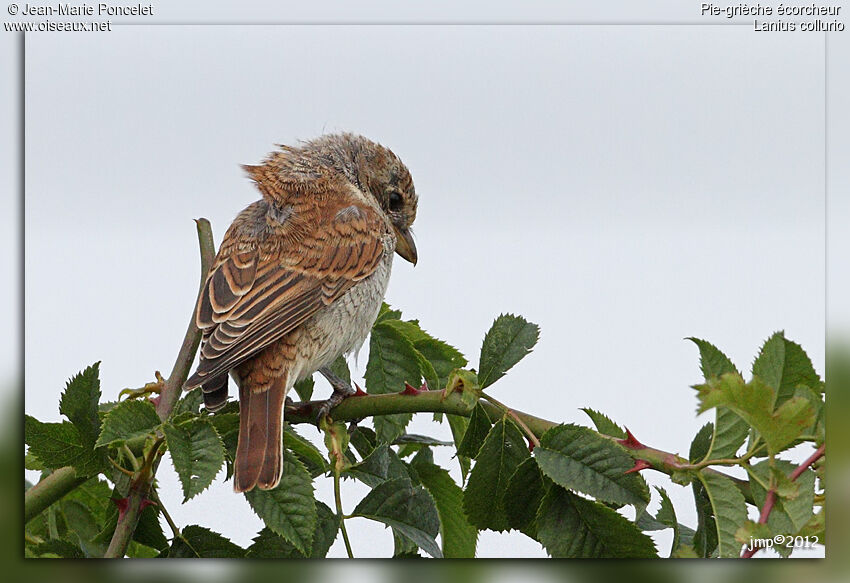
13 3 843 558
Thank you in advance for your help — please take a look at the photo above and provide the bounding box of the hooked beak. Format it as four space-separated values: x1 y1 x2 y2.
393 226 418 265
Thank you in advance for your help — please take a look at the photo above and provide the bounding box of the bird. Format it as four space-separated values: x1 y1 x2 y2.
183 133 418 493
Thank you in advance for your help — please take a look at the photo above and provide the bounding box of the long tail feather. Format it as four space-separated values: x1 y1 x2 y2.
234 375 287 492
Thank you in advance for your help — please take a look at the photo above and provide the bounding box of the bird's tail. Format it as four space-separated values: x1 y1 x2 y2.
233 374 287 492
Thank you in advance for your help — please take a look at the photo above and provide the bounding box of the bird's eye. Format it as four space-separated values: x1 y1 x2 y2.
388 192 404 212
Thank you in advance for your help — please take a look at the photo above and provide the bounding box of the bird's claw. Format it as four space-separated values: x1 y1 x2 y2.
313 385 355 425
119 371 166 400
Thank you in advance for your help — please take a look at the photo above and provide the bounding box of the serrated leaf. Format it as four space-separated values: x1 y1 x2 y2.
349 425 378 458
478 314 539 389
292 376 314 402
59 363 102 445
692 480 718 557
697 472 748 558
463 418 529 531
414 338 468 390
457 403 495 459
376 302 402 323
244 450 317 554
689 423 714 463
503 457 547 534
694 374 815 455
95 399 161 447
284 424 328 477
30 539 85 558
752 332 822 405
748 459 815 536
688 337 740 379
172 387 204 417
655 486 695 555
352 478 442 558
411 460 478 558
365 321 422 443
394 434 453 447
345 443 391 487
580 408 626 438
534 424 650 508
536 486 657 558
24 416 101 475
169 525 245 558
163 417 225 502
247 502 338 558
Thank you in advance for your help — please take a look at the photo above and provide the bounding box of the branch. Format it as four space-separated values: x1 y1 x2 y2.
156 218 216 420
105 219 215 558
284 389 754 503
741 444 824 558
24 467 87 524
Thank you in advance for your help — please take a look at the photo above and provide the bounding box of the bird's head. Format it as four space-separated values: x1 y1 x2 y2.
323 133 419 265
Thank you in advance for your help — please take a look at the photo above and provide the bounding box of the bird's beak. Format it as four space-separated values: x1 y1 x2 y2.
394 226 418 265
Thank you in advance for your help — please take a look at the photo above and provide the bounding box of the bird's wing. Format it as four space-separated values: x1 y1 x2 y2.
184 195 388 388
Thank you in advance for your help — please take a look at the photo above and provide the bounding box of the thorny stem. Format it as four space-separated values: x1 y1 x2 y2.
740 444 825 558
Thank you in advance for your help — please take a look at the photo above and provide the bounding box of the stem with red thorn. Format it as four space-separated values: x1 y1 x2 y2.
740 444 825 558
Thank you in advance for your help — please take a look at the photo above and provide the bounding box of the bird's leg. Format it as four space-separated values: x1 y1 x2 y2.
314 366 357 421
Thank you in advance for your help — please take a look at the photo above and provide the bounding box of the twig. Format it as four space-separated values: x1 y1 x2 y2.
104 219 215 558
740 444 825 558
481 393 541 448
334 470 354 558
24 467 87 524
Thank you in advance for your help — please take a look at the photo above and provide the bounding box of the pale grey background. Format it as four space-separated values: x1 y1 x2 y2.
9 1 844 559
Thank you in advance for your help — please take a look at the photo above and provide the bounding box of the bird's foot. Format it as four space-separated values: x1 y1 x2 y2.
119 371 166 400
314 366 357 423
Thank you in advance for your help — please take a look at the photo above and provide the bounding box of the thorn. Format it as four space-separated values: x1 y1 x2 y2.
401 382 421 396
148 394 161 407
139 498 157 511
352 382 368 397
617 428 646 450
625 459 652 474
420 382 429 392
527 437 535 453
111 497 130 519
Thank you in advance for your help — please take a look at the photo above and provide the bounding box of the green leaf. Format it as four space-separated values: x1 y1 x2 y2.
244 450 317 555
349 425 378 458
457 403 495 459
536 486 657 558
694 374 815 455
172 387 204 417
394 434 453 447
413 337 468 389
30 539 85 558
447 414 472 482
365 321 422 443
753 332 823 405
503 457 548 534
95 399 161 448
24 416 101 475
59 363 102 445
478 314 539 389
748 459 815 536
328 354 351 386
655 486 692 556
345 443 391 487
352 478 442 558
169 525 245 558
692 480 718 557
376 302 403 323
411 460 478 558
284 424 328 477
163 417 225 502
580 408 626 438
463 418 529 531
688 338 749 461
688 337 740 379
696 471 748 558
292 376 314 402
534 424 650 508
689 423 714 463
247 502 338 558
